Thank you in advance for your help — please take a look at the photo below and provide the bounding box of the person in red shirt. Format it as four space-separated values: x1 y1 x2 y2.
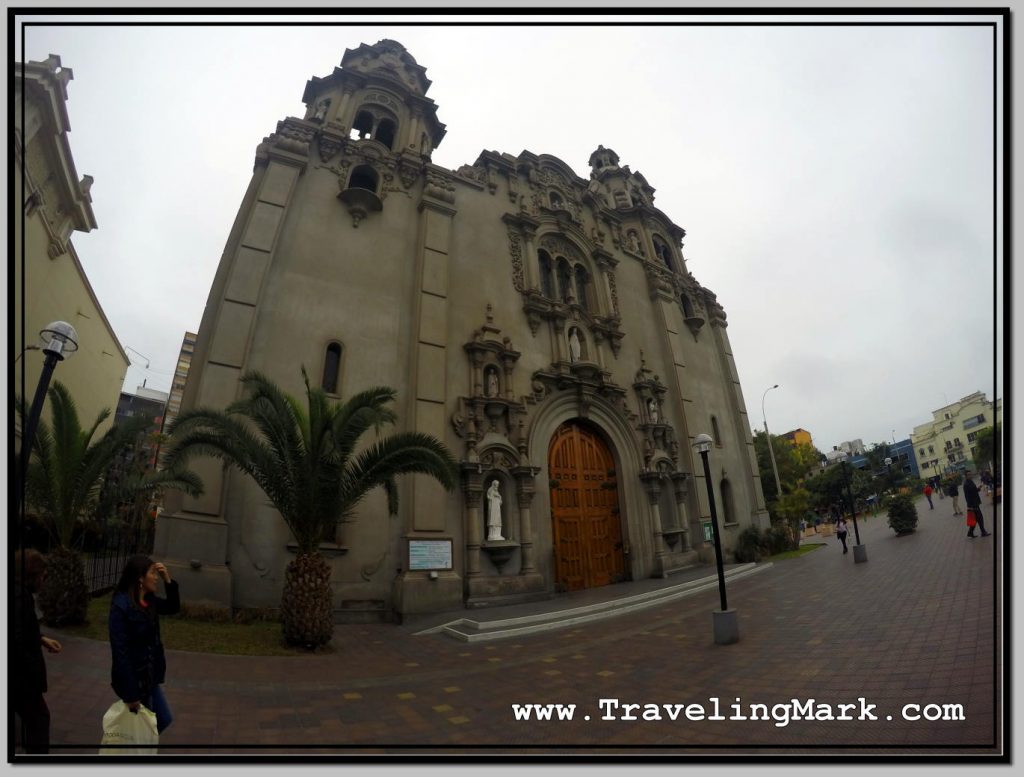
923 483 934 510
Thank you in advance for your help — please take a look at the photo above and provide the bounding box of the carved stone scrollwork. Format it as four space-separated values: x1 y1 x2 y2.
508 230 524 292
276 118 317 145
608 273 620 316
398 157 421 190
263 132 308 157
644 261 676 302
424 171 455 203
702 288 728 328
318 133 344 162
531 365 632 424
456 163 488 185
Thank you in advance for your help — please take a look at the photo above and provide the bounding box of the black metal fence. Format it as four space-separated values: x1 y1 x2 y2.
83 518 152 595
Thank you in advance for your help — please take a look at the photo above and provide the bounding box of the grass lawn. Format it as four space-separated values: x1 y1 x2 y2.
55 594 313 657
767 543 826 561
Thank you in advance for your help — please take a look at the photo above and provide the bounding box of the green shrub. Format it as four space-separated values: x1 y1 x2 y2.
764 524 792 556
887 493 919 535
733 526 764 563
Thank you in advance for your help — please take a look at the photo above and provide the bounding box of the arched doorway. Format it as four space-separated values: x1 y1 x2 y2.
548 421 626 591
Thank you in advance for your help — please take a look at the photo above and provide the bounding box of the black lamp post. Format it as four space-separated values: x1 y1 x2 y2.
837 451 867 563
17 321 79 541
693 433 738 644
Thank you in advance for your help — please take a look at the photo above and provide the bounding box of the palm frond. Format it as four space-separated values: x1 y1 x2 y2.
336 432 458 517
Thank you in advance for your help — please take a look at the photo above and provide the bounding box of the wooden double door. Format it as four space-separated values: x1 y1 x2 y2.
548 421 626 591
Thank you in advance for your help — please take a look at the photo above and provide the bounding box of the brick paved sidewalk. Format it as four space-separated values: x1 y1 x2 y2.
30 495 1000 756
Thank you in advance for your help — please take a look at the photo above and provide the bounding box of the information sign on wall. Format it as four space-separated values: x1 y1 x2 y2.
408 539 453 571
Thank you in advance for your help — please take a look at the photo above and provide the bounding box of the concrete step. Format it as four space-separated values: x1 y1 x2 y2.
415 562 771 642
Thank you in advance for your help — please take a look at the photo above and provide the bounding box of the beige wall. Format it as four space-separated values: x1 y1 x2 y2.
15 57 128 437
157 41 771 615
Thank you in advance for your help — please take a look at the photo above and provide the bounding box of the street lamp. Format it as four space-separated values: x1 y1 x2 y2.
836 450 867 563
17 321 79 528
761 384 782 499
693 433 738 645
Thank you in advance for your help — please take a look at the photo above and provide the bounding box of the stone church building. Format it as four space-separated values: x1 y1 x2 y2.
157 39 771 619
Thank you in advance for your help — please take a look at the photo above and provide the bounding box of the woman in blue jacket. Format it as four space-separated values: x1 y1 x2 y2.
109 555 179 733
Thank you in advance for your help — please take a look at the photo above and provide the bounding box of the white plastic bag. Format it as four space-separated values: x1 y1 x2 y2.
99 700 159 755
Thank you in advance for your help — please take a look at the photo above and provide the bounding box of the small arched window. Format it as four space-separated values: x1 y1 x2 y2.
653 236 674 272
549 191 564 210
720 479 736 525
538 250 555 299
348 165 379 193
711 415 722 446
556 258 573 303
322 342 342 394
375 119 397 150
574 265 591 311
681 293 695 319
352 110 374 140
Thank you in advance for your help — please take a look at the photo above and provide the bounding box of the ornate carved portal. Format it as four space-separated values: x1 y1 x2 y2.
548 421 625 591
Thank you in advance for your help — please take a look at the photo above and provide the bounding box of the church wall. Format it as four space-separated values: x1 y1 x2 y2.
159 40 771 616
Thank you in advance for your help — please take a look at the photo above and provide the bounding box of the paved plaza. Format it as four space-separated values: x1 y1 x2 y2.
33 495 1000 756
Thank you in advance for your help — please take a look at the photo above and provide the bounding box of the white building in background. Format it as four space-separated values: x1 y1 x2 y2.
911 392 1001 477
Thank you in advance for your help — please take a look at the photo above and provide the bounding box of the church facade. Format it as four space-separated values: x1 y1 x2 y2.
156 40 771 619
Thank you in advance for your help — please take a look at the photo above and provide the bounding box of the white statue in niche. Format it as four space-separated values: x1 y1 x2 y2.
648 398 659 424
568 328 582 362
486 480 504 541
313 98 331 122
486 369 499 397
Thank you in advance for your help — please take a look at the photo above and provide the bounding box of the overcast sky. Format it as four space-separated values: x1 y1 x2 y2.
15 12 1003 455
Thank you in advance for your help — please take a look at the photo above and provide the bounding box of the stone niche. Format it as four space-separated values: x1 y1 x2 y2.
452 308 546 607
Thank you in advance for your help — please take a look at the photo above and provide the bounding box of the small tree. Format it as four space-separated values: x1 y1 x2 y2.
773 488 811 551
974 423 1000 477
18 382 201 625
163 370 459 648
886 493 919 535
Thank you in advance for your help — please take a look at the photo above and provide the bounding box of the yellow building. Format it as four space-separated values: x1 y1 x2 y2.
782 428 813 447
15 54 128 436
911 391 1001 477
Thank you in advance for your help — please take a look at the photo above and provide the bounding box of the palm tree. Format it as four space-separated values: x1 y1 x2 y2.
18 382 203 626
162 369 458 648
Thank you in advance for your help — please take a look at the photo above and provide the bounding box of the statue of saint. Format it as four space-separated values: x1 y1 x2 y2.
648 398 659 424
486 369 499 397
313 98 330 122
486 480 504 541
568 328 582 362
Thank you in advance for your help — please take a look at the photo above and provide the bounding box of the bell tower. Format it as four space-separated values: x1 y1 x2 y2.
302 39 446 159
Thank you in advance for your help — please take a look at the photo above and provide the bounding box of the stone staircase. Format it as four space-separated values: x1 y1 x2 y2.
414 562 771 642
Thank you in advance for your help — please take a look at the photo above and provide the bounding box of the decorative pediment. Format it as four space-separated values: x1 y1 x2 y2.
530 365 632 423
539 233 585 263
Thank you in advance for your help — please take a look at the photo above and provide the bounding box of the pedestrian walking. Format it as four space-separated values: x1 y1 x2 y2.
109 555 179 735
963 471 991 538
835 516 849 554
13 549 62 754
948 479 963 515
923 482 934 509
